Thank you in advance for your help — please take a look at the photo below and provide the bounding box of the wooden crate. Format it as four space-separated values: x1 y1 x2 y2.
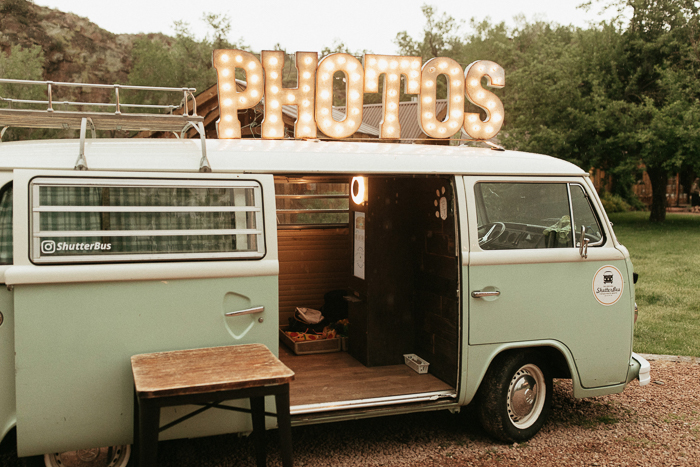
279 326 342 355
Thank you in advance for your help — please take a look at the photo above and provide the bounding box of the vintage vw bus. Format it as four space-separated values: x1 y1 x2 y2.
0 77 649 467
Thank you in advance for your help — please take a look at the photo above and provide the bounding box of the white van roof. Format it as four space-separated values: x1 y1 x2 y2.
0 138 586 176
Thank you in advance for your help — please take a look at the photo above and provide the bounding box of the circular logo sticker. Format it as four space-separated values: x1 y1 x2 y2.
592 265 624 306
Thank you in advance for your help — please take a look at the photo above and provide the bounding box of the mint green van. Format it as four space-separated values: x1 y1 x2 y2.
0 112 648 467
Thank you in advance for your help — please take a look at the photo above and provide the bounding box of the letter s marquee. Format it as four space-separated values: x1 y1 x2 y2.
212 49 505 141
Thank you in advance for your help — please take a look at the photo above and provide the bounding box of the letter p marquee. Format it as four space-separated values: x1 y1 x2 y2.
213 50 264 139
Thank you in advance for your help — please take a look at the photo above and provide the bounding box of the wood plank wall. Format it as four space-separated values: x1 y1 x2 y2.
278 228 352 326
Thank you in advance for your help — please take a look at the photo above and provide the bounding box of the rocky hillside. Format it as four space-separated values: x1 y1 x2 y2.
0 0 167 101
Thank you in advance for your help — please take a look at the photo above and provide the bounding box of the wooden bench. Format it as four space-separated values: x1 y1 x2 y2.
131 344 295 467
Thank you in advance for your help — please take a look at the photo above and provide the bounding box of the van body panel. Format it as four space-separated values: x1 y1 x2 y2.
0 169 16 441
0 139 642 455
464 176 634 389
5 260 279 286
0 275 16 442
10 170 280 456
14 275 279 456
463 340 578 404
453 176 471 407
0 139 586 177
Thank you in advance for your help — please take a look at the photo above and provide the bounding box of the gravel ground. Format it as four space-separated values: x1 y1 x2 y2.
1 357 698 466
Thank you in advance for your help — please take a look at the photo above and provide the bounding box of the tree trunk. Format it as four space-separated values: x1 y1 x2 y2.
647 166 668 223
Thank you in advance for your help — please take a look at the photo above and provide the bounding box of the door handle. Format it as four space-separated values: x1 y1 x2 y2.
225 306 265 317
471 290 500 298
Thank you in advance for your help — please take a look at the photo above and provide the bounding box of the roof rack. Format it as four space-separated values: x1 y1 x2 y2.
0 79 210 172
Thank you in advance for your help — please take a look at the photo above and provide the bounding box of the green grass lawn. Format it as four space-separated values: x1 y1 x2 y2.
609 212 700 357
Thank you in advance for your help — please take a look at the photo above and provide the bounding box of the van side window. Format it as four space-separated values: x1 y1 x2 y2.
570 184 604 245
275 179 349 228
30 178 265 263
0 183 12 265
475 183 573 250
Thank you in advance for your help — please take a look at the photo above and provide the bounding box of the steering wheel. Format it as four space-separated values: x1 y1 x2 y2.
478 222 506 248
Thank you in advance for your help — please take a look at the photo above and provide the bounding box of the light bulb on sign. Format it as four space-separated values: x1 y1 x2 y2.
418 57 465 139
316 53 364 139
363 54 422 139
463 60 505 140
261 50 318 139
213 49 263 139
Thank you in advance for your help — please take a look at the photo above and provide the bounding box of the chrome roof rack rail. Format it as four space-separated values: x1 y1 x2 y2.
0 79 209 171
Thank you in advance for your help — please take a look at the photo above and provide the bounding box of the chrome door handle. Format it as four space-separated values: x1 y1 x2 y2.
225 306 264 317
471 290 500 298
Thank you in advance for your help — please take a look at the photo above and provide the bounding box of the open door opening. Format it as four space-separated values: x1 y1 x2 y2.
275 175 460 417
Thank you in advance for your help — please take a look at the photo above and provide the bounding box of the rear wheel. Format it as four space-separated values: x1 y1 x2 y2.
477 351 552 442
44 445 130 467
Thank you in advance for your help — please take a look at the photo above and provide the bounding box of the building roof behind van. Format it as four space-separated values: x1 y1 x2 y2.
0 138 586 176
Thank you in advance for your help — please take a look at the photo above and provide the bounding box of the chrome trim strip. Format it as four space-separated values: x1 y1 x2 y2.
225 306 264 317
277 224 349 230
471 290 500 298
33 178 262 189
35 228 262 238
35 206 261 213
275 194 347 199
567 183 576 237
276 209 348 214
32 250 265 264
570 183 605 247
290 390 457 415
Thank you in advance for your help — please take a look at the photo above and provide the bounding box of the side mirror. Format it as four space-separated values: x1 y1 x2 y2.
578 225 589 259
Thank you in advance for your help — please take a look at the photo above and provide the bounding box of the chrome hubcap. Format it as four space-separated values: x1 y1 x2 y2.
507 364 546 429
44 445 131 467
511 374 537 418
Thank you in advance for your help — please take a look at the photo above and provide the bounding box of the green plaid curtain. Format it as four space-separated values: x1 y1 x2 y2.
39 186 257 256
0 186 12 264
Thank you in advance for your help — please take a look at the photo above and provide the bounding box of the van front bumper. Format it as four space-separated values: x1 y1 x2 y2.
627 352 651 386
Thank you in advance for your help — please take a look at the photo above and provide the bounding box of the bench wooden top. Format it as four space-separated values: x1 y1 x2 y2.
131 344 295 399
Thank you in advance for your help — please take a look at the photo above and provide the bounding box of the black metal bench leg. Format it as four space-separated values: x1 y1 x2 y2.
132 389 140 467
275 386 293 467
137 398 161 467
250 396 267 467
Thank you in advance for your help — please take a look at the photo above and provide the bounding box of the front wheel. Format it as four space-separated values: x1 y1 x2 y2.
476 351 553 442
44 445 130 467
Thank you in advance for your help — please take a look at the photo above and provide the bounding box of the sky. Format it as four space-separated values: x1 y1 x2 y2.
35 0 619 54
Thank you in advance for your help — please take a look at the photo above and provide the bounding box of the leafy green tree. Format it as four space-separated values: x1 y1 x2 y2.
400 2 700 221
0 44 58 141
395 4 463 59
614 0 700 221
127 13 249 107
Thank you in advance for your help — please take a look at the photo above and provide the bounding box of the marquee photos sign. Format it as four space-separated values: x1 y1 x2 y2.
213 49 504 141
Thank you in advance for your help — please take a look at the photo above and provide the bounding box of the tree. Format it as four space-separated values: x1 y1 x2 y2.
395 4 463 59
0 44 58 141
398 2 700 221
127 13 249 106
626 0 699 221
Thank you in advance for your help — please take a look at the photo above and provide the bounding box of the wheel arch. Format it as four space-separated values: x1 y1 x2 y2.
0 421 16 452
461 340 579 406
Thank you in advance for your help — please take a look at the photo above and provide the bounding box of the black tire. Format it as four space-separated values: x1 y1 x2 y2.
476 350 553 442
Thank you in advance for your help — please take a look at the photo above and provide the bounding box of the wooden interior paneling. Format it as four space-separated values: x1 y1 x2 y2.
278 228 351 325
